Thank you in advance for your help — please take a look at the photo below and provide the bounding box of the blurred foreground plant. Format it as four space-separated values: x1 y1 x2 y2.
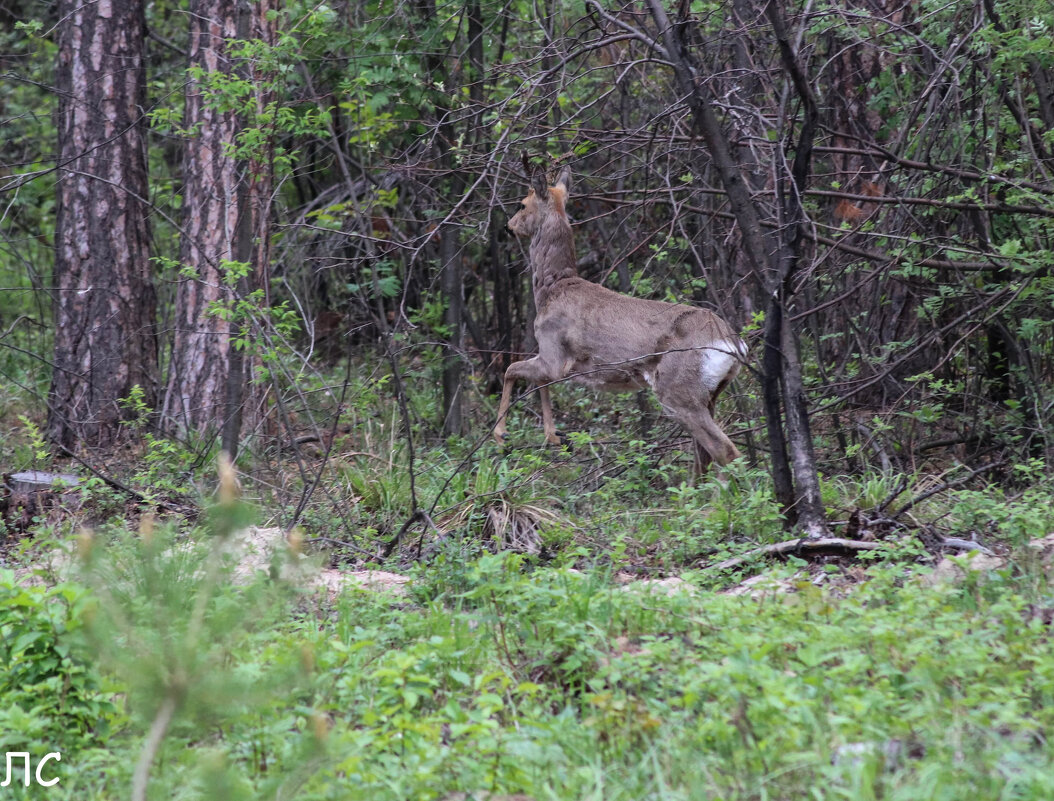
80 454 319 801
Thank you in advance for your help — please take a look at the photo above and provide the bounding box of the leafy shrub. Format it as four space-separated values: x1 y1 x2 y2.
0 572 116 760
946 486 1054 546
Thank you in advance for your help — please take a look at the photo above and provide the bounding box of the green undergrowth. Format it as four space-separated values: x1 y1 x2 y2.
6 511 1054 800
4 378 1054 799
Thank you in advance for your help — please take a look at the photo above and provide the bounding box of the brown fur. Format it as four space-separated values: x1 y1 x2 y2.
495 166 745 473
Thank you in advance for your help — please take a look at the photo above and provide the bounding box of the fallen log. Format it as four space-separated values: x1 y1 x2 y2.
705 537 887 571
705 534 994 572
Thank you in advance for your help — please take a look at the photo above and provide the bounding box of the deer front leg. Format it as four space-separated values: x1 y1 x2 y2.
493 357 560 445
493 370 518 444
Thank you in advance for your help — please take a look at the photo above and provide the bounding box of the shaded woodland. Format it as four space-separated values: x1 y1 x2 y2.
5 4 1054 798
1 0 1052 540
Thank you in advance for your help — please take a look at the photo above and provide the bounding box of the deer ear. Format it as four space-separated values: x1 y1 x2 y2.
522 152 549 199
555 167 572 195
531 168 550 200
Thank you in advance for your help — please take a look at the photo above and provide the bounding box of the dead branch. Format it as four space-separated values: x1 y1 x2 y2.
705 537 887 571
891 461 1006 520
939 537 994 556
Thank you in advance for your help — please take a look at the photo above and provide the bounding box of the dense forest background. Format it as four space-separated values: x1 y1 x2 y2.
2 0 1052 531
3 1 1054 797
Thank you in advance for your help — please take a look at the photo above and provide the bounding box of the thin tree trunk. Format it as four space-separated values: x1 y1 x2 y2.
440 221 464 436
50 0 158 451
239 0 279 450
490 207 512 378
767 0 828 537
761 301 797 521
780 312 826 536
417 0 465 437
647 0 827 534
215 0 278 459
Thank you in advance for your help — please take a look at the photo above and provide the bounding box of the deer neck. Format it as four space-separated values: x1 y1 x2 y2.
529 215 578 308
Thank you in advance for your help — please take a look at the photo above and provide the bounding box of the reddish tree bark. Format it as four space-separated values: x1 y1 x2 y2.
49 0 158 451
226 0 279 457
162 0 278 455
161 0 241 437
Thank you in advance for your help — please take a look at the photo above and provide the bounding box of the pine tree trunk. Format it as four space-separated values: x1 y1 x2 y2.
161 0 241 437
49 0 158 451
237 0 279 453
162 0 277 456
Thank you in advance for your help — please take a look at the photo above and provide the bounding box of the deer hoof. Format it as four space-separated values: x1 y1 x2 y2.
545 431 571 451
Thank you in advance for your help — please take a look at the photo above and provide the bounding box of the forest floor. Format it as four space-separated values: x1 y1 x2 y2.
4 379 1054 800
4 478 1054 800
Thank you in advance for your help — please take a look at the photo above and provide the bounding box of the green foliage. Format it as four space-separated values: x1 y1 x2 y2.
0 573 116 758
39 547 1054 799
5 470 1054 799
661 465 785 562
64 465 323 799
16 413 49 469
945 485 1054 547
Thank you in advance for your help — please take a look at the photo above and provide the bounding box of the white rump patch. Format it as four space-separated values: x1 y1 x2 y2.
699 339 745 392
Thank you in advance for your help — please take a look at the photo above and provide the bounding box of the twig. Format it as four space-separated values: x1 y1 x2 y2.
380 508 440 560
876 475 910 514
303 536 374 558
131 693 179 801
891 460 1006 520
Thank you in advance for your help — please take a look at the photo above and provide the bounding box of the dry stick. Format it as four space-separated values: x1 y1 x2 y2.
706 522 996 574
690 202 1018 273
891 460 1007 520
940 537 995 556
0 314 32 342
595 185 1033 273
130 693 179 801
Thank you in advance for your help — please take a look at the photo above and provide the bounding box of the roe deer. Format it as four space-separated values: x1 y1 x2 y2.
494 161 746 473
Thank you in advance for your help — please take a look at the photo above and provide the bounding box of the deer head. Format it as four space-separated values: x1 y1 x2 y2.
508 156 573 238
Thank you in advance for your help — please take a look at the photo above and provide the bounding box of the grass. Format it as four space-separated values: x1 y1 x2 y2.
3 372 1054 800
7 519 1054 800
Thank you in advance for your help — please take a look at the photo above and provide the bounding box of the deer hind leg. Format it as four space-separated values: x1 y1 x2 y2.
683 404 740 467
654 356 741 472
694 374 737 472
494 357 561 444
537 385 562 445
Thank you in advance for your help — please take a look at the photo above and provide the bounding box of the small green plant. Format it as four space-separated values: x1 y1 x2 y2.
118 386 198 501
16 413 49 470
78 456 319 800
661 464 784 563
118 384 151 429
